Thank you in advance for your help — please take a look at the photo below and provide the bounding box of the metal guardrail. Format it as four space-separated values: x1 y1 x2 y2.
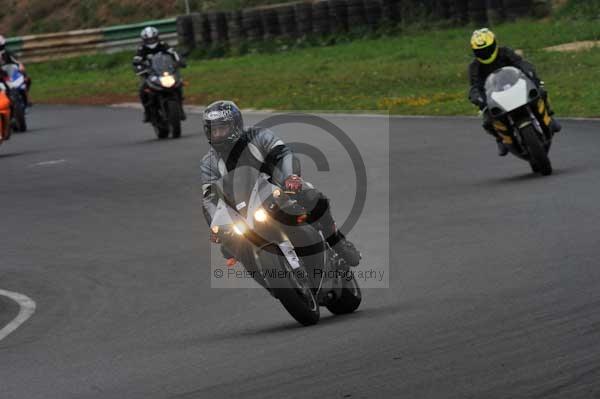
5 18 178 63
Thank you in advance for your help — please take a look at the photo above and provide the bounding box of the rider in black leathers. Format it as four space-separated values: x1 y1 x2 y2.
468 28 561 156
132 27 185 122
200 100 361 267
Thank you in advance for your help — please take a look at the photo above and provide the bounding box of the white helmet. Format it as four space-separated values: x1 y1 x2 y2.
141 27 159 49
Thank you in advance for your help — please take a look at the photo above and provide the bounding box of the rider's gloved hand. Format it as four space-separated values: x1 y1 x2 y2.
475 96 487 110
210 230 221 244
284 175 303 193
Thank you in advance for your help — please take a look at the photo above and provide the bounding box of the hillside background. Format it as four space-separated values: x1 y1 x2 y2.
0 0 283 36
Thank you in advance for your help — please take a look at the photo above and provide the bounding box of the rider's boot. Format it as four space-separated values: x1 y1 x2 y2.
142 105 151 123
549 118 562 134
496 139 508 156
484 122 508 157
330 231 362 267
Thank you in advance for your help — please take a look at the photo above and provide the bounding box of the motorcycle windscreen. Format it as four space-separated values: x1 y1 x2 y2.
485 67 528 112
150 53 177 76
221 165 263 219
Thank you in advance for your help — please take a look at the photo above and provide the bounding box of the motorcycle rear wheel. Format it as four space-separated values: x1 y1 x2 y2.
325 275 362 315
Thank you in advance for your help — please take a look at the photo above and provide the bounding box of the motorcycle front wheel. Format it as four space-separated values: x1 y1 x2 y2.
521 125 552 176
166 100 181 138
260 244 320 326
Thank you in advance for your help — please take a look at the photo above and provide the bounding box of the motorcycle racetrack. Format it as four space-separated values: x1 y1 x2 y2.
1 105 600 398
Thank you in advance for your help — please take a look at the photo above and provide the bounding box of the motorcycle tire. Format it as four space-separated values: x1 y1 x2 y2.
261 244 320 326
167 100 182 138
521 124 552 176
325 275 362 315
15 106 26 132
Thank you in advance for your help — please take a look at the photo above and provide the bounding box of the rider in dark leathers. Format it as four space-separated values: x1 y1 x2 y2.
0 35 32 106
132 27 185 122
468 28 561 156
200 100 361 267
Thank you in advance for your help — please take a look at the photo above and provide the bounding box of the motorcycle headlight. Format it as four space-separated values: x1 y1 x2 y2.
254 208 268 223
233 223 246 236
159 74 176 88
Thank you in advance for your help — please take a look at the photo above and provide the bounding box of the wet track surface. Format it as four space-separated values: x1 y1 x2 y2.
1 106 600 398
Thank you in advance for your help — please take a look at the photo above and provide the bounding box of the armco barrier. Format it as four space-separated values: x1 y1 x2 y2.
6 18 177 63
178 0 551 48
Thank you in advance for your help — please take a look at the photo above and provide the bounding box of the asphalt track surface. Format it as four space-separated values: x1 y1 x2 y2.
1 105 600 399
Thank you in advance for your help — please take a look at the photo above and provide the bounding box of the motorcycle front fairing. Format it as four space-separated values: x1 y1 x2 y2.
484 66 553 157
146 54 182 92
211 168 326 291
1 64 25 91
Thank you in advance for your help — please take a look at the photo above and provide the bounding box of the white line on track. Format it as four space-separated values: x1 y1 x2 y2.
30 159 67 167
0 289 36 342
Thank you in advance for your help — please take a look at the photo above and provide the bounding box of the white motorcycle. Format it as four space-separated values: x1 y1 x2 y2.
484 66 555 176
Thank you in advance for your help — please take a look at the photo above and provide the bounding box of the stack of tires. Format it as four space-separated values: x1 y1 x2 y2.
468 0 488 24
346 0 367 30
329 0 349 33
312 0 331 35
486 0 505 25
261 7 281 39
227 10 245 45
243 8 264 41
176 15 195 50
277 4 298 38
295 2 313 36
208 11 228 44
380 0 401 24
364 0 383 30
503 0 532 21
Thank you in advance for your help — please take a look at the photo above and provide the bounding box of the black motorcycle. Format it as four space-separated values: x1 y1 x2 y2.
484 66 555 176
211 166 362 326
139 53 185 139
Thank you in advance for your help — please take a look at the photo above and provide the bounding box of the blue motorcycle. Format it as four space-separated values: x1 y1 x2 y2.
2 64 28 132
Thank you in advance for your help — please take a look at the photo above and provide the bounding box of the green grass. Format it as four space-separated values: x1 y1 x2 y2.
28 18 600 116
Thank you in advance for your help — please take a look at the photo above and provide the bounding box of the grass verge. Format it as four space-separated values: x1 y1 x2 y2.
28 18 600 117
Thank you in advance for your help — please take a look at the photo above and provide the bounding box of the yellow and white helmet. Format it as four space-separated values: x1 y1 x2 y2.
471 28 498 64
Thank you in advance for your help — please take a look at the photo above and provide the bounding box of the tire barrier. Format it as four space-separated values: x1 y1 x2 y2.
227 10 245 44
329 0 349 33
242 8 264 41
176 15 195 50
295 2 313 36
261 6 282 39
453 0 470 24
208 11 228 44
346 0 367 29
312 1 332 36
5 0 550 63
277 5 298 38
486 0 505 25
364 0 383 29
468 0 488 24
503 0 532 21
380 0 401 24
